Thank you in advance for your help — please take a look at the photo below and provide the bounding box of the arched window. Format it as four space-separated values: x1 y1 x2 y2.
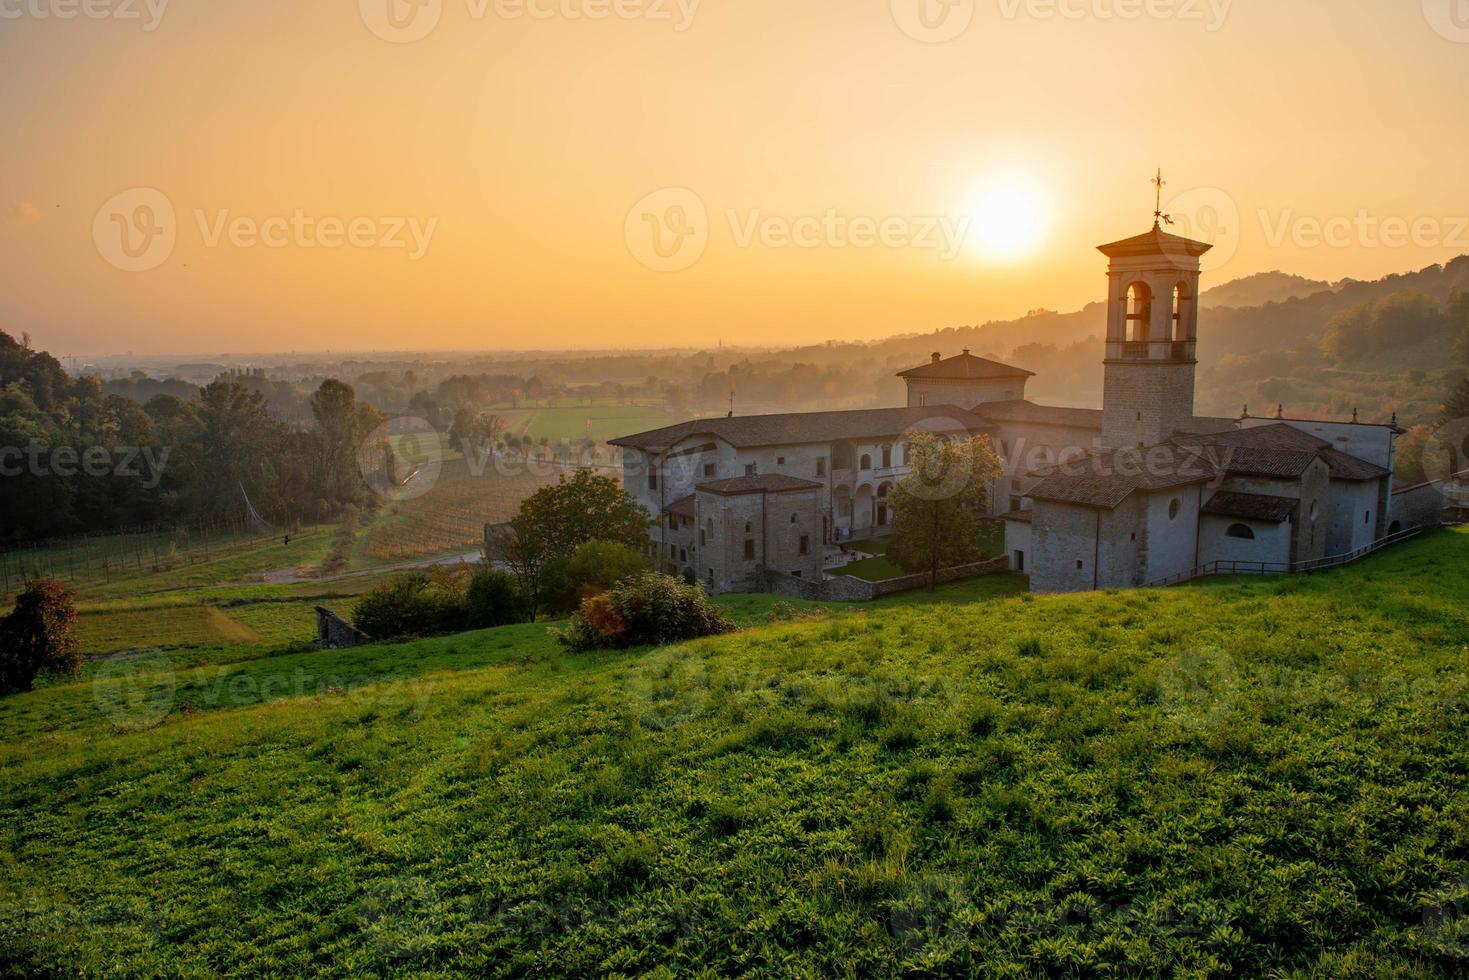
1309 500 1321 522
1125 282 1153 342
1172 281 1192 341
1226 523 1255 540
1168 497 1181 521
860 453 872 470
877 483 892 499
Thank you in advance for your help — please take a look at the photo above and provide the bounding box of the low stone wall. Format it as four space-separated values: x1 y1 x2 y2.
316 607 371 649
1389 482 1449 532
760 555 1012 602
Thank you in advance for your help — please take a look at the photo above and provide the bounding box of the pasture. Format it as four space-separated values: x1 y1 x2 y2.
2 530 1468 975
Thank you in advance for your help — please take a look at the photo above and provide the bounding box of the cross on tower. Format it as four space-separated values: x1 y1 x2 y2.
1152 168 1173 227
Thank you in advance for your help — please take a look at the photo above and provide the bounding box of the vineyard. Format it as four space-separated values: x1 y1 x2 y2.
357 458 575 563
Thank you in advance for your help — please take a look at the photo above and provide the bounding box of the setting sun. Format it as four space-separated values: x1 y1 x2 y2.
967 183 1048 262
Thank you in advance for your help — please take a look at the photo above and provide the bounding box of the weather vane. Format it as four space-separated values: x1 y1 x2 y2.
1153 168 1174 227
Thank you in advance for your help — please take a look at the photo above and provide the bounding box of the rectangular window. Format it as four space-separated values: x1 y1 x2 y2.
799 535 810 555
680 548 687 561
744 540 756 561
1011 479 1022 491
704 463 715 478
1075 560 1084 570
883 446 892 468
745 463 757 476
816 458 826 477
1010 497 1022 512
699 529 706 546
1365 511 1371 524
647 472 658 491
777 456 786 466
1015 550 1025 572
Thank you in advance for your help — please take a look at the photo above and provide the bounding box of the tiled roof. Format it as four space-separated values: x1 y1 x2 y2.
1097 224 1214 259
611 406 992 451
1321 447 1391 482
1171 423 1387 481
696 474 824 496
1026 444 1218 510
665 494 697 518
1201 491 1297 523
972 400 1104 429
897 351 1035 381
1000 509 1034 523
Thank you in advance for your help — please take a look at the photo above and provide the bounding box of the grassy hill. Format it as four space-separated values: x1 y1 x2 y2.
3 532 1469 975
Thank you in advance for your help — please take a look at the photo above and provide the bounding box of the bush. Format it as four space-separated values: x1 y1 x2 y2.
0 577 81 696
543 540 650 614
464 567 525 628
351 573 465 640
557 573 737 652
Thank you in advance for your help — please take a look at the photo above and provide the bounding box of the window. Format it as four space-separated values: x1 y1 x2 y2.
790 513 799 524
648 472 658 491
1014 550 1024 572
1309 500 1321 522
882 445 892 468
1010 497 1022 512
745 522 752 533
1075 559 1084 570
1011 479 1022 491
1168 498 1181 521
680 548 687 561
860 454 872 470
744 540 756 561
1226 524 1256 540
816 458 826 477
1365 510 1371 525
792 570 803 578
799 535 810 555
918 394 928 407
777 456 786 466
699 529 706 546
745 463 757 477
1125 281 1152 342
704 463 715 478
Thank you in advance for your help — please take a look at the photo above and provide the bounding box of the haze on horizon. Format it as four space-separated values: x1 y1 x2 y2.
2 0 1467 357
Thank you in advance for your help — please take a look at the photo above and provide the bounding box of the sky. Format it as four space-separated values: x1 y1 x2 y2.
2 0 1468 356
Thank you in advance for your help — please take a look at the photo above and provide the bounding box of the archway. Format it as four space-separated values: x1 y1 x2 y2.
854 484 874 532
1125 282 1153 343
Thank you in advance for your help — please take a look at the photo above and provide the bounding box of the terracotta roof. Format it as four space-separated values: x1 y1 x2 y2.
610 406 992 451
696 474 823 496
897 351 1034 381
1027 444 1218 510
1000 509 1034 523
1097 224 1214 259
1175 417 1240 435
1201 491 1297 523
665 494 697 518
972 400 1104 429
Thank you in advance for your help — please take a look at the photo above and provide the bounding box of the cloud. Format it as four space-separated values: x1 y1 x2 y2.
4 203 43 227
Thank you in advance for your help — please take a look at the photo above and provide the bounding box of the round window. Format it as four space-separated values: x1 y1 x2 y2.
1168 498 1181 521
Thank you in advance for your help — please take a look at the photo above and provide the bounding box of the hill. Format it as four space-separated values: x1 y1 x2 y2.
3 530 1469 975
1200 271 1333 309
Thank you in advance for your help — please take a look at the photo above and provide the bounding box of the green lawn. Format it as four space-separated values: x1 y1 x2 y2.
3 531 1469 975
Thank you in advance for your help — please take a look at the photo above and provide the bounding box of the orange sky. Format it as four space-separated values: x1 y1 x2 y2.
2 0 1468 355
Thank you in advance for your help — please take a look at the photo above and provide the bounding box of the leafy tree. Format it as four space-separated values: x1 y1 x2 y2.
556 573 735 651
493 470 651 621
1393 424 1433 487
0 578 80 695
180 380 285 522
887 434 1003 589
1450 291 1469 366
1443 373 1469 427
310 379 375 512
464 567 524 629
544 540 650 613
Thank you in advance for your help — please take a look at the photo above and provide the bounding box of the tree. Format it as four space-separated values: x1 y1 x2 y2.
1443 373 1469 427
493 470 651 620
1394 424 1434 487
887 433 1003 590
0 578 80 695
1451 291 1469 367
544 540 651 613
310 379 372 512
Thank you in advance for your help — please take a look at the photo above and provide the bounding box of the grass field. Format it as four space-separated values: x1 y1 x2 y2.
842 521 1006 583
3 532 1469 975
493 404 678 444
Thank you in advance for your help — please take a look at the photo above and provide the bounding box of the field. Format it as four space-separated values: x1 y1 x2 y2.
492 403 678 444
3 530 1469 975
356 459 567 563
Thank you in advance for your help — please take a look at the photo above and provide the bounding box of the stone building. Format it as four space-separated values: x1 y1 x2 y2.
615 218 1413 596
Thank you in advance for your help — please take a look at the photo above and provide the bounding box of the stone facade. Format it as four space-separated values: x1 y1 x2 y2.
696 482 824 594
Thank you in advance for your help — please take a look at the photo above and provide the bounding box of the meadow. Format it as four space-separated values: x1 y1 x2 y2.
2 532 1468 975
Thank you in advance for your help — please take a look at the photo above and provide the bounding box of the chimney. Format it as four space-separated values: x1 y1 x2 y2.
962 348 971 356
931 352 941 363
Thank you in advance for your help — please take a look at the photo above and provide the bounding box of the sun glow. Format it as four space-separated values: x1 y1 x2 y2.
966 182 1049 262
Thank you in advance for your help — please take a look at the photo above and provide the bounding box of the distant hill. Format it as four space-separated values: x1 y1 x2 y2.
1201 271 1333 309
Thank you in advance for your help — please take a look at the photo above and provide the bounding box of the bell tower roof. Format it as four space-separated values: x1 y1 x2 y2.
1097 224 1213 260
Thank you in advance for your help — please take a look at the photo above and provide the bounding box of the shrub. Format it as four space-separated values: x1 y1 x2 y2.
543 540 650 613
557 573 736 652
464 567 525 628
0 577 81 695
351 573 464 640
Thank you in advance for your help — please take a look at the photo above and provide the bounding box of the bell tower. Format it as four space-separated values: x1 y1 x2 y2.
1099 172 1212 449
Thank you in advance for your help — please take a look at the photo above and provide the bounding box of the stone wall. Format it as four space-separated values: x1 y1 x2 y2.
1389 481 1449 532
316 607 371 649
759 555 1012 602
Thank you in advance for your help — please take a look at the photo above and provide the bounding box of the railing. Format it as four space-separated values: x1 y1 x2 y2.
1120 341 1149 360
1147 525 1428 588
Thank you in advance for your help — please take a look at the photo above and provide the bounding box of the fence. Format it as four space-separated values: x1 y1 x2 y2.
760 555 1012 602
1147 524 1429 588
